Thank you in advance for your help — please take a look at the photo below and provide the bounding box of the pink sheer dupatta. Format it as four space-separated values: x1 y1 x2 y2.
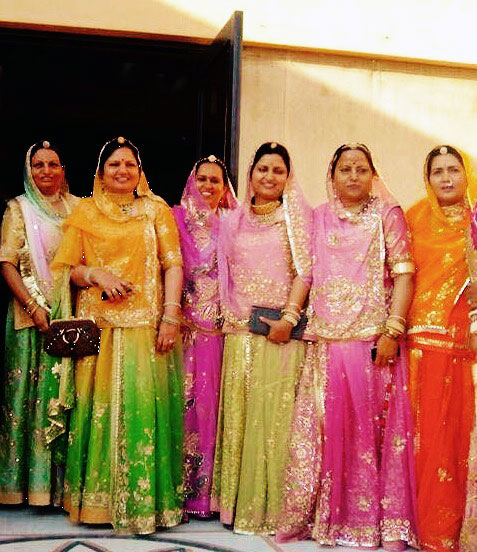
173 161 237 331
218 159 313 329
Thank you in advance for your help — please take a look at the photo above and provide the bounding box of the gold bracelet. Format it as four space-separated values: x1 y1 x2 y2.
282 308 300 319
282 312 299 327
388 314 406 324
162 315 181 326
24 296 36 310
385 319 406 334
163 301 182 309
383 329 400 340
27 303 39 317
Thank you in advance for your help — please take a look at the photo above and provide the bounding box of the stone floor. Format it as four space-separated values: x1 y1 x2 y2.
0 506 396 551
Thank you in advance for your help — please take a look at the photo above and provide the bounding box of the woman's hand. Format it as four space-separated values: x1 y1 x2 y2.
260 316 293 344
89 268 133 303
156 321 179 354
374 334 399 367
32 306 50 332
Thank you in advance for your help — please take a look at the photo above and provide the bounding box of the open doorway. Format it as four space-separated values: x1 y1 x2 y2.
0 12 242 203
0 12 242 362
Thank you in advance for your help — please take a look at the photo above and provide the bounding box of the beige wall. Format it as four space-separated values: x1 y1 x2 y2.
2 2 477 209
239 47 477 209
2 0 477 65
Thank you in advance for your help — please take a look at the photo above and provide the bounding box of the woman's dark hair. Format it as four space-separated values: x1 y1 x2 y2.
249 142 291 176
195 155 229 184
425 145 465 180
97 137 141 177
330 143 377 179
30 140 64 167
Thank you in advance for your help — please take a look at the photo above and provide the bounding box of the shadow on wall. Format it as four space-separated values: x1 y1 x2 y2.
239 47 477 209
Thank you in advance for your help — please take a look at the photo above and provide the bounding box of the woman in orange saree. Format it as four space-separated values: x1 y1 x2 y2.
406 145 477 551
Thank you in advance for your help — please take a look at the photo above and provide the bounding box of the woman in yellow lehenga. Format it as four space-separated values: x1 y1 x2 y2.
406 145 477 551
51 137 184 534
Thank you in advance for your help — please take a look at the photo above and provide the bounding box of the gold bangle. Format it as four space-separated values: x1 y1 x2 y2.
282 307 300 318
388 314 406 324
27 303 39 317
383 330 400 340
163 301 182 309
162 315 181 326
385 319 406 333
24 296 36 310
282 312 299 327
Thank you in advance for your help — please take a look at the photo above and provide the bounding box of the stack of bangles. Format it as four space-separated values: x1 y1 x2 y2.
281 302 302 327
383 314 406 339
469 308 477 334
162 301 182 326
24 296 39 317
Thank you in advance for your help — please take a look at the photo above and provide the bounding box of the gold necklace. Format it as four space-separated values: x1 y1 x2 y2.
251 200 281 224
251 199 281 215
441 202 467 222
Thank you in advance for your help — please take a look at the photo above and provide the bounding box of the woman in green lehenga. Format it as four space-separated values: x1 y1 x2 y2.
51 137 184 534
211 142 313 534
0 140 78 505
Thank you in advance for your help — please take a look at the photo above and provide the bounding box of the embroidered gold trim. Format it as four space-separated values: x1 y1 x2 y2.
407 325 448 335
110 329 124 524
407 335 469 351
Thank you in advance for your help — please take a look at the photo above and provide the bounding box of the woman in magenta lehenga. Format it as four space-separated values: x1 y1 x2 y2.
277 144 418 550
173 155 237 517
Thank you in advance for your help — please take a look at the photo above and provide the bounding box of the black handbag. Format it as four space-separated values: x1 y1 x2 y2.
248 306 308 340
44 318 101 357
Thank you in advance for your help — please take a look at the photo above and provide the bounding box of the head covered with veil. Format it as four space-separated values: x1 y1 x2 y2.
218 141 313 323
326 142 399 220
308 142 413 340
408 144 477 331
92 136 168 223
173 155 238 331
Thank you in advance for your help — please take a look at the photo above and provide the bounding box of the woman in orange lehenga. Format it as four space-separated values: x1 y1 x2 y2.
406 145 477 551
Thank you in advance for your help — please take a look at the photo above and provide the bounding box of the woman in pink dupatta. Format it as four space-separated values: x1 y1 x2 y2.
277 144 418 550
173 155 237 517
211 142 313 534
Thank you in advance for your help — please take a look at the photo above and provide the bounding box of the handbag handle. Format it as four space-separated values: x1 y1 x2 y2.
61 328 81 345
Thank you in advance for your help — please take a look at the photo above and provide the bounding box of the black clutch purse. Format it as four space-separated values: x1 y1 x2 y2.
248 306 308 340
44 319 101 358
